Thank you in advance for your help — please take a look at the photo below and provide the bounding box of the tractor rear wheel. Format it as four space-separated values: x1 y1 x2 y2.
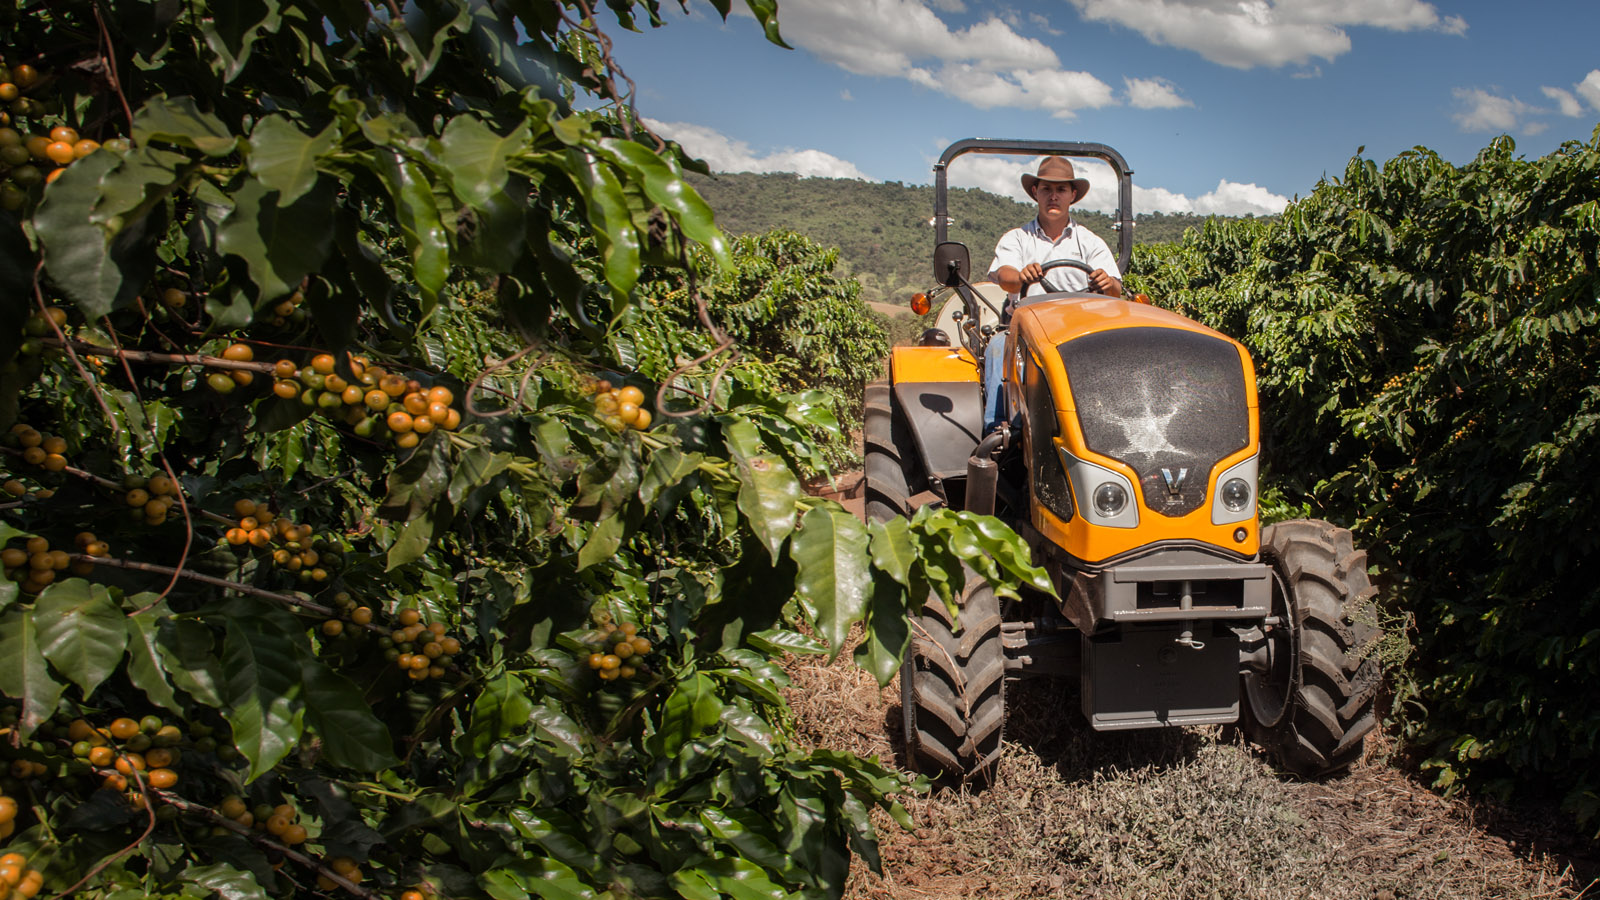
900 571 1006 783
1242 519 1382 777
864 380 915 522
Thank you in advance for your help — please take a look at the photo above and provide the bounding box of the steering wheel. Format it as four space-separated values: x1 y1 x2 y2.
1023 257 1096 297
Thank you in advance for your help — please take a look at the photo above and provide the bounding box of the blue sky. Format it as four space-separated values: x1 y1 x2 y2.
604 0 1600 217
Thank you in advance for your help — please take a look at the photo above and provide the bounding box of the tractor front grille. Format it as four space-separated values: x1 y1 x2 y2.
1057 327 1248 517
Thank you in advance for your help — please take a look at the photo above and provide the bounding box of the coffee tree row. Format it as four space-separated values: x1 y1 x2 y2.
1129 127 1600 830
0 1 1052 897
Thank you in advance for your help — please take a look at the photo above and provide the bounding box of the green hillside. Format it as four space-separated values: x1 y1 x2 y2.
687 171 1224 305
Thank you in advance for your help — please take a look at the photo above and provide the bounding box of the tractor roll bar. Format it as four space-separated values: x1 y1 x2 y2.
933 138 1134 275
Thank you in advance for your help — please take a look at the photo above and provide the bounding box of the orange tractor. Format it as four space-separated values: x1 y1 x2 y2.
868 139 1381 781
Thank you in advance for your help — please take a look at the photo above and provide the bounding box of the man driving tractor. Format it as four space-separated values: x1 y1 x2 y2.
982 156 1123 433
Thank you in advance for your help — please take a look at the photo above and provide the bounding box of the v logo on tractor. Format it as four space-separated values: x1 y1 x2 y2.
1161 467 1188 496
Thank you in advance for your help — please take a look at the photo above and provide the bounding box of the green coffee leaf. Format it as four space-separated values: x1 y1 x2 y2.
570 148 640 301
0 608 64 738
370 148 450 316
463 671 534 756
33 580 128 696
196 0 284 82
182 861 270 900
157 618 225 707
651 672 724 756
221 617 307 782
437 116 529 207
853 573 911 688
34 150 164 319
792 505 871 658
248 116 339 205
125 602 180 712
723 417 801 561
301 657 399 772
216 176 337 302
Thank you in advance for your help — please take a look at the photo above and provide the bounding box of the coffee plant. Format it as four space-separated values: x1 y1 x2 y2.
0 1 1052 897
1130 127 1600 830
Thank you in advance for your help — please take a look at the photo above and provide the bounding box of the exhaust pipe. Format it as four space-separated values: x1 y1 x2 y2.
964 428 1007 516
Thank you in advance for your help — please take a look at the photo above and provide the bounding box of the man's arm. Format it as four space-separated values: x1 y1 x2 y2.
995 263 1045 295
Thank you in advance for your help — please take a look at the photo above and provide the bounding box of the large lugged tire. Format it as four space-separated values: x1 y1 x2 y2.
1243 519 1382 777
900 572 1006 783
863 380 914 523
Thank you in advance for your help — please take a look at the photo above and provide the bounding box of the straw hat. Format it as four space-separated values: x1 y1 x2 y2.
1021 157 1089 203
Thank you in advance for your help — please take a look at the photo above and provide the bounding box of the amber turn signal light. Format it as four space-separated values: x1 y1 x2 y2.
910 293 930 315
1132 293 1152 305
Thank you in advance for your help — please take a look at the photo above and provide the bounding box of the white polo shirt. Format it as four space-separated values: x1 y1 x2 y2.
987 217 1121 301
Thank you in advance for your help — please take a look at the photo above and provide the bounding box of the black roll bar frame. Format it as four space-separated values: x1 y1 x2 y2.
933 138 1134 275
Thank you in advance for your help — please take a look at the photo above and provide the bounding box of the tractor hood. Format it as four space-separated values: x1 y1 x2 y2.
1011 296 1259 520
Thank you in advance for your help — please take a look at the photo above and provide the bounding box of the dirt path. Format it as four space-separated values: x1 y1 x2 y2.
786 648 1595 900
797 473 1596 900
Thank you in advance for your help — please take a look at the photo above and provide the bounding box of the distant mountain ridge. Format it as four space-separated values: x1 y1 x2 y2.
686 171 1235 306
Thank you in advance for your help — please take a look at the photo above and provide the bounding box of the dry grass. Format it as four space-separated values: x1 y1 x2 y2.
783 643 1596 900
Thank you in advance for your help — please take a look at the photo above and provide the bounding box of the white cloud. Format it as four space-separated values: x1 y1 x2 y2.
1575 70 1600 112
840 89 854 102
735 0 1114 118
1124 76 1192 108
644 119 874 180
946 155 1289 218
1189 180 1292 216
927 0 964 11
1452 88 1539 133
1066 0 1466 69
1542 86 1585 118
1456 72 1600 135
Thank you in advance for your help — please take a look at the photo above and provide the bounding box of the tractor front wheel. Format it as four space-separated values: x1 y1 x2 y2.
1242 519 1382 777
900 571 1007 783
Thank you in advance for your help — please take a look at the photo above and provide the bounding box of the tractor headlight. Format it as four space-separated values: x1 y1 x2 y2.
1059 446 1138 528
1093 483 1127 517
1221 478 1251 512
1211 455 1259 525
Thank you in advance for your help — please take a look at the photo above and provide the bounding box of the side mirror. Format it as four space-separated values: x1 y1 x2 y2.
933 241 970 286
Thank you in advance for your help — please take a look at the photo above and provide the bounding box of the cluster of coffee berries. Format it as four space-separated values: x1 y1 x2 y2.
3 756 46 784
585 378 652 432
219 795 310 845
223 500 341 583
319 591 374 638
0 56 130 209
1 534 100 595
122 472 183 527
205 343 258 394
263 290 307 328
270 354 462 449
317 856 365 890
0 850 45 898
15 306 66 357
2 424 61 502
6 423 68 473
584 621 653 682
385 608 462 683
68 716 179 794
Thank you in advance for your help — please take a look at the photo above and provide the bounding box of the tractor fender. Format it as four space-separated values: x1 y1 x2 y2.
893 382 982 482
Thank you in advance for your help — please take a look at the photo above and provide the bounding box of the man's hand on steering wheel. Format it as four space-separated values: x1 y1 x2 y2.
1020 258 1123 298
1086 267 1120 296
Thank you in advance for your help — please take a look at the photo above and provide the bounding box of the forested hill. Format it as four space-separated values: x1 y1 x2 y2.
686 171 1229 305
